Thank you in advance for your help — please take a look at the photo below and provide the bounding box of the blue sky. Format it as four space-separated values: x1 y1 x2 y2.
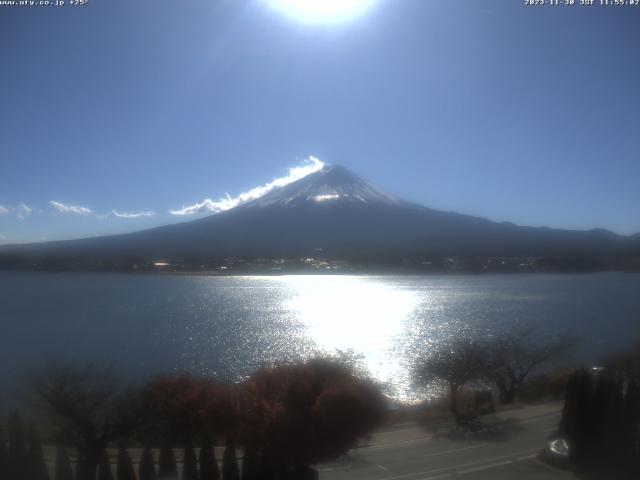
1 0 639 244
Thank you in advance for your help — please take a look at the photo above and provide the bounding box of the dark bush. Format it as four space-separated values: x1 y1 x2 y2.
602 340 640 382
53 446 74 480
222 443 240 480
241 446 260 480
0 425 6 479
182 441 199 480
8 411 28 480
116 446 135 480
560 369 640 474
97 450 114 480
158 444 178 480
139 445 157 480
199 435 219 480
27 423 49 480
241 359 386 471
141 376 240 443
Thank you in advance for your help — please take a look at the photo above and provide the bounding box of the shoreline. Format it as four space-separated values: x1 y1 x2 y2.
2 267 640 276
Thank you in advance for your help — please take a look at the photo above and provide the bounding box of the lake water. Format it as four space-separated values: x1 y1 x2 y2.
1 272 639 403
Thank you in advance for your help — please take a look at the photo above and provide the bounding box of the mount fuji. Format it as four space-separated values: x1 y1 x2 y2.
2 165 639 265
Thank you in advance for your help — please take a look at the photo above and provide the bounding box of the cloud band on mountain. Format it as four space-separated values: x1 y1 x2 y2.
170 156 325 216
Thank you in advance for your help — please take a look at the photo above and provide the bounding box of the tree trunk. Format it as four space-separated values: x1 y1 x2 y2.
499 386 517 404
54 445 74 480
449 383 458 418
222 443 240 480
76 441 107 480
76 456 98 480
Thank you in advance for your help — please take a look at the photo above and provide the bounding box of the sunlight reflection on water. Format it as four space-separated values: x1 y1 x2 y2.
172 274 599 402
3 272 640 404
172 273 639 403
284 275 420 398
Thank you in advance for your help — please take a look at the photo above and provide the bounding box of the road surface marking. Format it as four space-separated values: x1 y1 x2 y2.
518 412 561 425
382 467 452 480
377 464 390 472
458 459 512 474
539 427 557 433
418 474 452 480
456 460 513 475
456 450 540 475
423 443 488 458
317 465 352 472
515 453 538 461
379 448 540 480
352 437 434 455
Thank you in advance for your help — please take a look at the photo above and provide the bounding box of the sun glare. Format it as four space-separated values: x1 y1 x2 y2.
285 275 419 398
266 0 377 23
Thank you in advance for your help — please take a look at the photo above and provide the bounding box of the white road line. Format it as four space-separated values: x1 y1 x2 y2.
317 465 352 472
423 443 488 458
355 411 558 457
518 412 561 425
356 412 557 456
377 464 390 472
539 427 557 433
381 467 452 480
458 459 512 474
418 474 452 480
516 453 539 461
379 448 540 480
352 437 434 455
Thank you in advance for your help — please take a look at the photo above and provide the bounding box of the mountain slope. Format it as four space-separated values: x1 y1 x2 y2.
2 165 639 260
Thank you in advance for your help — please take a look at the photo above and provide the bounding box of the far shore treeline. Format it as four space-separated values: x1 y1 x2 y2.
1 252 639 274
1 165 639 276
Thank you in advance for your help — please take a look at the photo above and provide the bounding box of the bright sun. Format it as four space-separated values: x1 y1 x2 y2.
266 0 377 23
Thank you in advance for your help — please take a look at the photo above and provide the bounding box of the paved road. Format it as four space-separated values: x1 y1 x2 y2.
319 403 576 480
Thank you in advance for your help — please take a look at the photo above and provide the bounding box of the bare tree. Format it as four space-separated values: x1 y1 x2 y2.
198 435 219 480
7 410 28 480
35 365 143 480
483 330 576 404
0 425 6 479
54 445 73 480
601 339 640 381
27 423 50 480
415 339 486 418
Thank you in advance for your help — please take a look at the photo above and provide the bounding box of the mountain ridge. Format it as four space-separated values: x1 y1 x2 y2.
1 165 639 267
234 164 412 210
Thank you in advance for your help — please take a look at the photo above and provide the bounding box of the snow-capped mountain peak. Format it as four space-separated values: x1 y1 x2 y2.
239 164 404 209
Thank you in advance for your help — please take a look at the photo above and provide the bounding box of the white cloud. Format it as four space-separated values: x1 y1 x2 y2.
0 204 32 219
49 201 93 215
3 201 156 224
16 204 32 219
170 156 325 216
112 210 156 219
46 202 155 219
